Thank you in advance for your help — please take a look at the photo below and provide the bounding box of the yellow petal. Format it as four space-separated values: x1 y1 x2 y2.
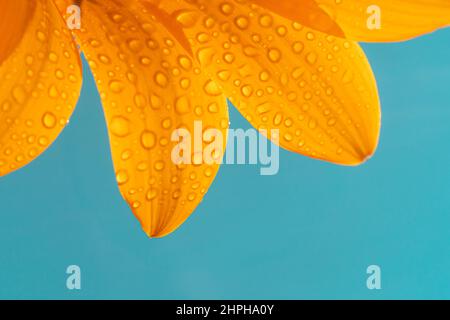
158 0 381 165
258 0 450 41
0 0 82 176
74 0 229 238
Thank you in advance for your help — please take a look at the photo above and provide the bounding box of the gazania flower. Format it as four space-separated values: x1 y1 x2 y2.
0 0 449 238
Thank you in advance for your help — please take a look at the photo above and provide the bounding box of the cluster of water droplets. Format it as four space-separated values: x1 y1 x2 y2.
78 0 229 236
168 0 379 163
0 0 81 175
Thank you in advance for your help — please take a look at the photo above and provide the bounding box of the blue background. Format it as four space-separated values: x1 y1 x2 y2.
0 29 450 300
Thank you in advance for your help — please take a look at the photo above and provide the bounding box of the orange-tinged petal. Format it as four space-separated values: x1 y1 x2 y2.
74 0 229 238
0 0 82 176
251 0 345 37
0 1 36 64
270 0 450 42
157 0 381 165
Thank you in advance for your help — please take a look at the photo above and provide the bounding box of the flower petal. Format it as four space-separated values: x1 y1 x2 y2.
256 0 450 41
0 0 82 176
74 0 229 237
251 0 345 37
0 1 35 64
317 0 450 41
158 0 381 165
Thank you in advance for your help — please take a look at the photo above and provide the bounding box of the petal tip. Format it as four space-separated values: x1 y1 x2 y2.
142 226 174 239
138 216 178 239
348 141 379 167
352 151 375 167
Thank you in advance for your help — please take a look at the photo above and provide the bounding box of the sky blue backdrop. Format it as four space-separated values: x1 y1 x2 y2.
0 29 449 300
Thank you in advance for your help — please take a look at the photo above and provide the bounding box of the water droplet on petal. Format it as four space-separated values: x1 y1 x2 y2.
110 116 130 137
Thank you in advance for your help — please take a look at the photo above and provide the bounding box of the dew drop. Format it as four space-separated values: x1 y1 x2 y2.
146 188 157 201
175 96 191 114
110 116 130 137
154 71 168 87
267 48 282 63
154 161 165 171
116 170 129 185
42 112 57 129
140 131 156 149
109 80 125 93
204 80 222 96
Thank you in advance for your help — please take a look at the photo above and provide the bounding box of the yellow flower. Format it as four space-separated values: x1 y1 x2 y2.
0 0 449 237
